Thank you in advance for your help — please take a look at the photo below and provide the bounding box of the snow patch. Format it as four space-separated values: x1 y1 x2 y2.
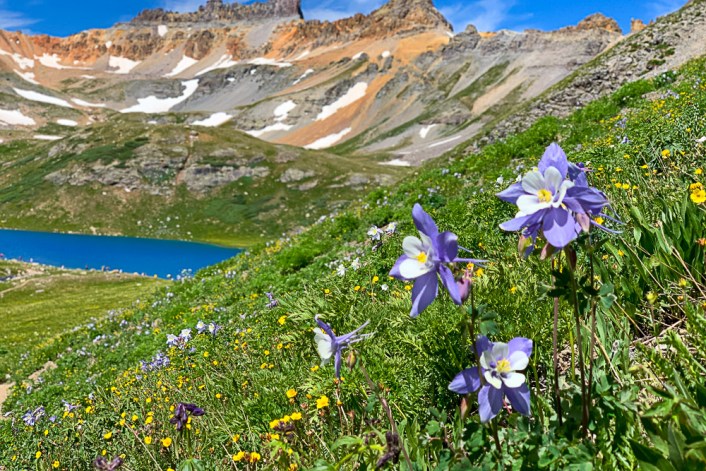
293 69 314 85
352 52 364 60
56 119 78 127
0 109 36 126
429 135 462 149
37 53 86 70
195 55 238 76
72 98 106 108
248 57 292 68
316 82 367 121
294 50 310 61
105 41 113 49
304 128 352 150
14 70 39 85
192 112 233 127
246 122 293 138
274 101 296 121
381 50 391 58
165 56 198 77
158 25 168 37
108 56 140 74
0 49 34 69
380 159 412 167
13 88 74 108
419 124 436 139
34 135 63 141
120 80 199 113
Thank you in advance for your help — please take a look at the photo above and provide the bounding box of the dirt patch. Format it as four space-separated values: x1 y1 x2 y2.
0 360 58 414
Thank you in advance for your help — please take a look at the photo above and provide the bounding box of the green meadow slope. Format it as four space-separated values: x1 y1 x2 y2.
0 115 402 247
0 55 705 470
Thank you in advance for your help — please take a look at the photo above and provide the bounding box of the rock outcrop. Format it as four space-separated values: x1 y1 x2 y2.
132 0 303 25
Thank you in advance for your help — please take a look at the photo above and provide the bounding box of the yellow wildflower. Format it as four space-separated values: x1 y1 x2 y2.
161 437 172 448
286 389 297 399
316 395 330 409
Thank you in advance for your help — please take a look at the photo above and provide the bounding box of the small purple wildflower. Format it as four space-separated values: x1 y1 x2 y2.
390 204 484 317
22 406 44 426
449 336 532 423
169 402 205 431
93 455 124 471
314 316 372 379
265 292 279 309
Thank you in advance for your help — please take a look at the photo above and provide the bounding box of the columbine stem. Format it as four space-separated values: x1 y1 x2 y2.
567 259 589 436
358 359 414 470
587 250 597 411
491 417 503 458
551 257 563 426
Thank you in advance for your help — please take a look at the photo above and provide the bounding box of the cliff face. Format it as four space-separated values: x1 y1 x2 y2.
132 0 304 24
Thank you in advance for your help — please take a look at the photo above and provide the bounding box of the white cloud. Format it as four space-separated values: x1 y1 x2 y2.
440 0 520 32
0 1 36 30
303 0 384 22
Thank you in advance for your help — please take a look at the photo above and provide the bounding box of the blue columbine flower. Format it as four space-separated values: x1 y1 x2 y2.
449 336 532 423
390 204 484 317
497 143 611 254
314 316 372 379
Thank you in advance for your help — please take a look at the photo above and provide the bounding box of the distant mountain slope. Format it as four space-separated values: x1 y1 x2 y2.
0 0 703 245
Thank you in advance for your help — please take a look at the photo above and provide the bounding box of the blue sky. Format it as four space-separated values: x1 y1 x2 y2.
0 0 686 37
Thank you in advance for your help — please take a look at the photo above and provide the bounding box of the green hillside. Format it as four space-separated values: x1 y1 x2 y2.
0 53 705 470
0 114 403 247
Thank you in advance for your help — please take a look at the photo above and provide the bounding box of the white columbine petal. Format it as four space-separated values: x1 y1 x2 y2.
508 351 529 371
551 180 575 207
398 258 433 279
543 166 564 193
314 329 334 362
402 236 425 258
484 371 503 389
480 350 493 370
517 194 550 215
501 372 526 388
521 171 545 194
491 342 509 361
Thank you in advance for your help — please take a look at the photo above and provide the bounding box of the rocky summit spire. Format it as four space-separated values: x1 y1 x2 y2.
132 0 304 25
372 0 452 32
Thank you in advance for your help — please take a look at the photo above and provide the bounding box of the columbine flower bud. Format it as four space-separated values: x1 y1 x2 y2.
345 351 357 370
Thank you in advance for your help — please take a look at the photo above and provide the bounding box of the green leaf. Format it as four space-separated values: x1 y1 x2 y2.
630 440 677 471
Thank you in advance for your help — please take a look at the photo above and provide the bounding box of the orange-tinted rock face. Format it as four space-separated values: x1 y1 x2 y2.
561 13 623 34
630 19 647 34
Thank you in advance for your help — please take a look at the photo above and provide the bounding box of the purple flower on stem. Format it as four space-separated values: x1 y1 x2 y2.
449 336 532 423
390 204 484 317
169 402 205 431
314 316 372 378
497 143 612 254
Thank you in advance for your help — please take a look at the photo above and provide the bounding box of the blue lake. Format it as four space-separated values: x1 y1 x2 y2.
0 229 241 278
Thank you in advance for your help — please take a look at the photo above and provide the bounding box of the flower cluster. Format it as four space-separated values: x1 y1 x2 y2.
390 204 484 316
449 336 532 422
166 329 192 349
195 320 222 337
140 351 170 372
497 143 612 254
22 406 45 427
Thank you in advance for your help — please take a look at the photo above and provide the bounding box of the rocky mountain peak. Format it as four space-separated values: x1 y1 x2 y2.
372 0 452 32
131 0 303 25
566 13 623 34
